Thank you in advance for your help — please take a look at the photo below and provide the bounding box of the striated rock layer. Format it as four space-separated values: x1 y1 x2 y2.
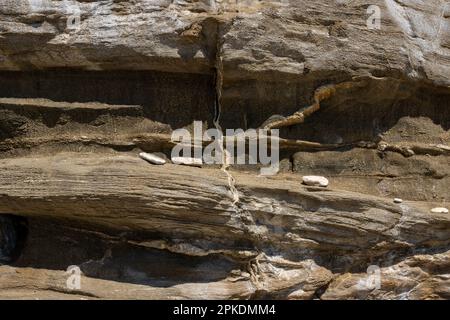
0 1 449 299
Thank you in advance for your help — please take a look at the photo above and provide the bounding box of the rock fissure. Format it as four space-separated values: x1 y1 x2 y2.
212 18 253 233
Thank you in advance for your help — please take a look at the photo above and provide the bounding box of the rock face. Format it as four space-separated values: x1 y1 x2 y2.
0 1 449 299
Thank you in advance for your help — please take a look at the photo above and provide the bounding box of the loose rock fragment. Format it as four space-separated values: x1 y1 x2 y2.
435 144 450 151
139 152 166 165
378 142 388 151
430 207 449 214
171 156 202 167
302 175 329 187
394 198 403 203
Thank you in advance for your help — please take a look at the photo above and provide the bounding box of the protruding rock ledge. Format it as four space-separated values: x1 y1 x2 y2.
0 153 448 271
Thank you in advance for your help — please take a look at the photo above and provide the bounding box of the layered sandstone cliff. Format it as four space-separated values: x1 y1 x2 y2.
0 0 449 299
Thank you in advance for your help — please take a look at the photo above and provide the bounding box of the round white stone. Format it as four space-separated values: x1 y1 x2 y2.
302 175 329 187
430 207 449 214
394 198 403 203
139 152 166 165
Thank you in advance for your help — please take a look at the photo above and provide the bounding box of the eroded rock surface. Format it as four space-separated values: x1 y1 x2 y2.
0 0 449 299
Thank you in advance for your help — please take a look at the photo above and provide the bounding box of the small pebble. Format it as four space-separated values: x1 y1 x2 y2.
436 144 450 151
378 142 388 151
430 207 449 214
405 148 415 157
394 198 403 204
171 156 202 167
302 175 329 187
139 152 166 165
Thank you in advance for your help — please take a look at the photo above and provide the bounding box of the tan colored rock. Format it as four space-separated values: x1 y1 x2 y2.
322 251 450 300
0 0 449 300
0 153 449 264
0 1 448 86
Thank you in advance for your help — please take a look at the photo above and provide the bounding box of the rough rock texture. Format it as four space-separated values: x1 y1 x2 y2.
0 0 449 299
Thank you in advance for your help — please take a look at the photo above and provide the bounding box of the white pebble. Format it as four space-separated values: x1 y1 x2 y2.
171 156 202 167
302 175 329 187
394 198 403 203
430 207 449 214
436 144 450 151
139 152 166 165
378 142 388 151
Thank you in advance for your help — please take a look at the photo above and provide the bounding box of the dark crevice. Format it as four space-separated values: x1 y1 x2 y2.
0 70 216 130
0 214 28 263
13 217 243 288
277 78 450 144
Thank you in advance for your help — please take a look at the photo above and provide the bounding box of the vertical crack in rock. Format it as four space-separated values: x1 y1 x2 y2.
213 21 240 209
212 26 267 287
212 18 261 256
